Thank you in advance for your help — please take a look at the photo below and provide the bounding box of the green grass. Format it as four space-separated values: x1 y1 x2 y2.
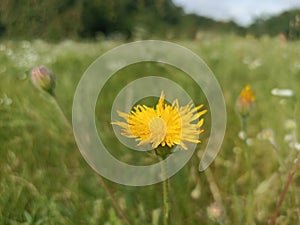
1 35 300 224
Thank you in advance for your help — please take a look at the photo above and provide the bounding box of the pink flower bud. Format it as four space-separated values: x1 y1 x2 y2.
31 66 56 95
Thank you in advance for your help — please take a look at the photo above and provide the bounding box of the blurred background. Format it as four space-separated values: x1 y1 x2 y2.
0 0 299 41
1 1 300 225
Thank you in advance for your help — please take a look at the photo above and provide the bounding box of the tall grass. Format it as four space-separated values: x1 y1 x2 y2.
1 35 300 224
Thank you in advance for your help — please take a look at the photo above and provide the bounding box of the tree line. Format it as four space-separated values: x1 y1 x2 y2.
248 9 300 40
0 0 299 41
0 0 245 40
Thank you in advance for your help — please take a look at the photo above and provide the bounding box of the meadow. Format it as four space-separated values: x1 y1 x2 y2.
1 34 300 225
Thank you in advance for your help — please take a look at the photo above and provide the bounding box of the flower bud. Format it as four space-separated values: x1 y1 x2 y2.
207 202 224 222
236 85 255 117
31 66 56 95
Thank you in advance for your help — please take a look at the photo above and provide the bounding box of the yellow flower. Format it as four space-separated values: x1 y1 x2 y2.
112 91 207 150
236 85 255 117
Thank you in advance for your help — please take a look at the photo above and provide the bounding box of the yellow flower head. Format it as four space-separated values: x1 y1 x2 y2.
236 85 255 117
112 91 207 150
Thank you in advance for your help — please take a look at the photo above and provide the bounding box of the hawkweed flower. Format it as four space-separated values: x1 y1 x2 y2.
112 91 207 152
112 91 207 225
236 85 255 118
236 85 255 139
31 65 56 95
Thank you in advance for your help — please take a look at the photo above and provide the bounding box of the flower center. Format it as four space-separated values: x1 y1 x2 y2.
148 117 167 145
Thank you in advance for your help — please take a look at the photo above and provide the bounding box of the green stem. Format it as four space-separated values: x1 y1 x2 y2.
52 96 73 131
240 115 248 138
97 175 132 225
161 160 169 225
244 145 254 225
51 95 131 225
205 168 222 203
242 116 247 132
205 167 227 225
240 116 254 224
270 142 286 170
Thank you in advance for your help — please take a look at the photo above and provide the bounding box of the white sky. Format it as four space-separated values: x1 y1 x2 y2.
173 0 300 26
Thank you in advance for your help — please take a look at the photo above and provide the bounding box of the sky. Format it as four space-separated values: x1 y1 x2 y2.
172 0 300 26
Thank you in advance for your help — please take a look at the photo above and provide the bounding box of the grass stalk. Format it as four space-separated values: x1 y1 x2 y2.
51 94 132 225
269 152 300 225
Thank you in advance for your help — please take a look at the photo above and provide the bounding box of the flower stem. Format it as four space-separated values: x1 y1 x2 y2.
269 152 300 225
161 159 169 225
270 142 286 170
244 145 254 225
240 116 254 224
205 167 227 225
52 95 73 131
240 115 248 138
97 175 131 225
51 95 131 225
205 167 222 203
